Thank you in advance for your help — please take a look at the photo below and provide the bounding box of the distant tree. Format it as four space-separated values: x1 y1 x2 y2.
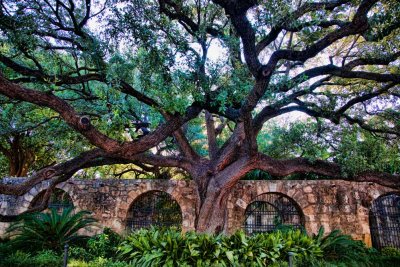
0 0 399 232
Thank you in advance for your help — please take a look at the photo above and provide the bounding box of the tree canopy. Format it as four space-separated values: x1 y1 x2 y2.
0 0 399 232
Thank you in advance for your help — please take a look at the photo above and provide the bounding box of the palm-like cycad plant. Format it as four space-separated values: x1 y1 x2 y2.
6 208 97 252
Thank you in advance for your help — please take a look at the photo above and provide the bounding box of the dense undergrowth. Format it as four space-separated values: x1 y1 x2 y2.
0 209 399 266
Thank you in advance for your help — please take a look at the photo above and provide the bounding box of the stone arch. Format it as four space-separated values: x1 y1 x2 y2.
242 192 304 234
369 192 400 249
30 188 74 211
125 190 183 231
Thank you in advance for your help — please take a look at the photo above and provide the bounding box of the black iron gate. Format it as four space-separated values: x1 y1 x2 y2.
30 188 74 211
126 191 182 231
243 193 303 234
369 193 400 249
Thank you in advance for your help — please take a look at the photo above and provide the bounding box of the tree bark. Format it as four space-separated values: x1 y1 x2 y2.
196 180 231 233
193 156 254 233
3 134 36 177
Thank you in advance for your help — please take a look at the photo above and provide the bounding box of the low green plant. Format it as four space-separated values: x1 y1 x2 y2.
69 257 130 267
0 250 62 267
0 250 32 267
30 250 62 267
118 227 323 266
221 230 266 266
313 227 372 266
68 246 94 262
87 228 122 258
368 246 400 267
119 227 192 266
280 229 322 265
381 246 400 257
0 239 13 262
6 207 97 252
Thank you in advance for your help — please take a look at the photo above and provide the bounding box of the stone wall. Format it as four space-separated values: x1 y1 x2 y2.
1 178 397 246
226 180 396 246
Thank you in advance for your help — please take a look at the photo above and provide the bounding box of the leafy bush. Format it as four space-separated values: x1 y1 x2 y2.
368 247 400 267
118 227 192 266
87 228 122 258
68 246 94 262
313 227 373 266
118 227 322 266
381 247 400 257
68 228 122 262
69 257 130 267
0 250 62 267
6 207 97 252
0 239 13 262
30 250 62 267
0 250 32 267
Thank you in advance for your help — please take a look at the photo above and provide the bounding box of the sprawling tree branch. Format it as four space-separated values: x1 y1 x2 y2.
254 153 400 189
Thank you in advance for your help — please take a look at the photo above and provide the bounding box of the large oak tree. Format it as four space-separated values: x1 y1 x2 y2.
0 0 399 232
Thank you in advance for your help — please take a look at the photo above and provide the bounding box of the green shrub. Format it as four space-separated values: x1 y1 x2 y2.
31 250 62 267
381 247 400 257
0 250 61 267
69 246 94 262
118 227 193 266
87 228 122 258
368 247 400 267
221 230 267 266
69 257 131 267
0 240 13 262
6 207 97 252
313 227 372 266
0 250 32 267
279 229 322 265
68 228 122 262
118 227 323 266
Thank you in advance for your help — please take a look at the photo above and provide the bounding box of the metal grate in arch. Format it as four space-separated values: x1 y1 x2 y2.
243 193 303 234
126 191 182 231
369 193 400 249
30 188 73 211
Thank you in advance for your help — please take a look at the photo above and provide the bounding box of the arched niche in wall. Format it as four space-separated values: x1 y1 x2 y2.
126 190 182 231
243 192 304 234
369 192 400 249
30 188 74 211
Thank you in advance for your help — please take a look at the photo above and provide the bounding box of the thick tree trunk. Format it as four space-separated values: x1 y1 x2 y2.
195 179 232 233
8 148 34 177
9 155 31 177
3 134 35 177
193 157 253 233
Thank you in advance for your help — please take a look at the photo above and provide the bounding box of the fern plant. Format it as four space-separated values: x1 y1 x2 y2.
6 207 97 252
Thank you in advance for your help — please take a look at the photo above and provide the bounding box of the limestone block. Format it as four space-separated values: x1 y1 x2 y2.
306 214 315 222
269 183 277 192
322 195 333 204
99 186 109 193
28 187 38 196
321 222 331 233
297 197 309 208
23 193 34 202
320 214 330 222
286 189 296 198
308 222 319 234
307 194 317 204
319 205 329 214
235 199 247 209
342 205 352 213
347 215 356 223
303 186 313 193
